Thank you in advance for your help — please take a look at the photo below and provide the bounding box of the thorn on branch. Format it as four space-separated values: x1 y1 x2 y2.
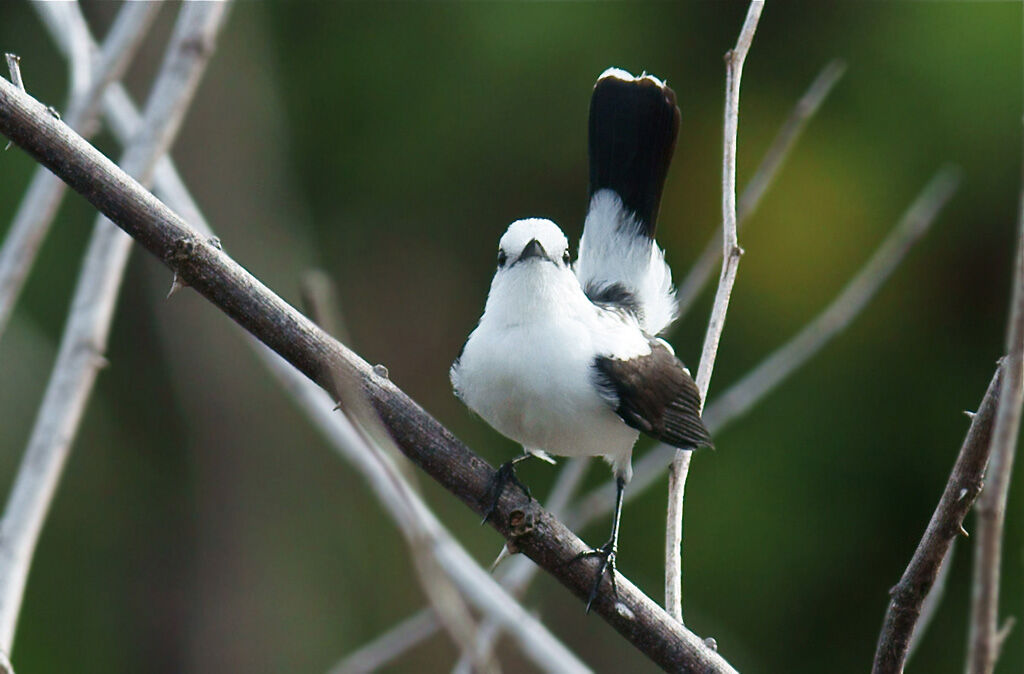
166 271 188 298
959 523 970 538
996 616 1016 652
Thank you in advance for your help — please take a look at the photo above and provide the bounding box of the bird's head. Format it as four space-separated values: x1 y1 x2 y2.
483 218 580 319
495 218 571 270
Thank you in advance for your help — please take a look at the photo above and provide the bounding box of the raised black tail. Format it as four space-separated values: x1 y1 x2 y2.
588 68 680 237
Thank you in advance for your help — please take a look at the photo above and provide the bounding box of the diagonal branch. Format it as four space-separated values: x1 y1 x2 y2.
571 163 956 530
330 459 591 674
0 1 162 341
703 166 960 429
263 346 586 674
0 66 737 674
871 363 1003 673
674 58 846 320
965 110 1024 674
666 0 763 623
0 2 228 655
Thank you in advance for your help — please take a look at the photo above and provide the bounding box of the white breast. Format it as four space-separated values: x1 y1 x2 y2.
452 294 644 475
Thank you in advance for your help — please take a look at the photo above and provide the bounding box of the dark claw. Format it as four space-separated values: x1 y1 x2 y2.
480 460 532 525
569 539 618 613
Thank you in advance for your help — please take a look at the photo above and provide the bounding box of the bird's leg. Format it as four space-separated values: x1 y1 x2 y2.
480 453 534 525
571 476 626 613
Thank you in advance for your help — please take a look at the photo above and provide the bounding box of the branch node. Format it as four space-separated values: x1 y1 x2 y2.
4 54 24 93
508 508 535 539
45 105 60 121
704 637 719 652
373 363 389 379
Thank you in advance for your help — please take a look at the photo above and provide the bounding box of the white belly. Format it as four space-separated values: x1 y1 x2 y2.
452 314 640 472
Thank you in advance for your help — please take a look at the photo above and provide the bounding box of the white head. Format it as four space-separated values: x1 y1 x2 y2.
483 218 582 320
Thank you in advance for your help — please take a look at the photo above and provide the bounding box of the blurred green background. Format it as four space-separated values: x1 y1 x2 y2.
0 1 1021 672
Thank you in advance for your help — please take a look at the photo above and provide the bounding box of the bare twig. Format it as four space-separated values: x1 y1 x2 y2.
674 58 846 319
4 54 23 93
0 2 228 654
262 345 585 674
871 364 1004 673
0 77 737 674
331 377 499 674
965 122 1024 674
62 3 93 104
666 0 763 623
2 54 21 152
329 610 440 674
704 167 960 429
301 268 351 344
0 1 162 341
333 459 591 674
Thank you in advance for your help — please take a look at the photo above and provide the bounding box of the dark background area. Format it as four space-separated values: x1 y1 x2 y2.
0 1 1021 672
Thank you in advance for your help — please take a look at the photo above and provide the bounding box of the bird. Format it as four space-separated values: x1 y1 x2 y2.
450 67 712 612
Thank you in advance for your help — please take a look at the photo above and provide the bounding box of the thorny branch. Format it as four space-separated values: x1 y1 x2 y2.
871 364 1003 673
965 114 1024 674
674 58 846 319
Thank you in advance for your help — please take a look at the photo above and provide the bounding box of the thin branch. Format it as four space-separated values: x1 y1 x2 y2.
327 373 499 674
61 2 93 104
2 54 21 152
4 54 22 93
571 165 956 552
264 346 583 674
0 2 228 654
0 76 737 674
301 268 351 343
906 539 955 661
674 58 846 319
0 0 162 342
703 167 960 429
332 458 591 674
328 610 440 674
965 117 1024 674
871 364 1004 673
666 0 763 623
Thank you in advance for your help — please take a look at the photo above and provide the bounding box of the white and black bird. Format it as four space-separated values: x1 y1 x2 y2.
451 68 712 610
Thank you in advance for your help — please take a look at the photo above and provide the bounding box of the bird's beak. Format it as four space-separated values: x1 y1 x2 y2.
518 238 547 263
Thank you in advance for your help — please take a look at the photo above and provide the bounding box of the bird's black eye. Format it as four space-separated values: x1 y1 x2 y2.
562 250 570 264
497 250 508 267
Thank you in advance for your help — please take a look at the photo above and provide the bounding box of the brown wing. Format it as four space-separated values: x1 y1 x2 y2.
593 339 713 450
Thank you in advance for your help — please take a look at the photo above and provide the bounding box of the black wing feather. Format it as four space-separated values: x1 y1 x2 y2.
593 339 712 450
